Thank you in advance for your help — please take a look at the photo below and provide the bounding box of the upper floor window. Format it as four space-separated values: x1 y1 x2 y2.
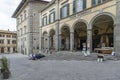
7 35 11 38
18 30 19 36
49 12 55 23
73 0 86 13
12 35 16 38
20 15 23 22
7 40 10 44
60 4 69 18
24 26 26 34
0 34 5 37
42 16 47 26
17 18 19 24
24 10 27 19
92 0 108 6
12 40 16 44
0 39 4 44
21 28 23 35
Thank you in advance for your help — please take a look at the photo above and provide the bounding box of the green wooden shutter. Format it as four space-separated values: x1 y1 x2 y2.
53 12 55 22
60 8 62 19
42 18 44 26
92 0 96 6
46 17 47 25
73 0 76 13
83 0 86 9
67 4 69 16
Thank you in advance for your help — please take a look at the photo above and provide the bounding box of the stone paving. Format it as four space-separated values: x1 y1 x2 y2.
1 53 120 80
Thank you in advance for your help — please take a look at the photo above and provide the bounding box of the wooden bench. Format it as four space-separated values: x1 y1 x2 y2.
94 48 112 54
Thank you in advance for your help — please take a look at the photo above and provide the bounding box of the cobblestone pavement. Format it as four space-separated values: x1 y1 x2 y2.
1 53 120 80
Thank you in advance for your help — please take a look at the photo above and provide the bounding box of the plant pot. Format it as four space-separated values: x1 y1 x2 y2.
3 71 10 79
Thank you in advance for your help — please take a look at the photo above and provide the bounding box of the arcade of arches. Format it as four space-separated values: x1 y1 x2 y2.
41 14 114 52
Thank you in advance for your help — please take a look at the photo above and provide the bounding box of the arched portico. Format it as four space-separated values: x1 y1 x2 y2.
91 13 115 51
73 21 87 51
61 26 70 50
43 31 48 49
49 29 55 50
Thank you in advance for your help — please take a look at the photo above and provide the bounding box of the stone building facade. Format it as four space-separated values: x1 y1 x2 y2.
0 30 17 53
39 0 120 53
12 0 49 54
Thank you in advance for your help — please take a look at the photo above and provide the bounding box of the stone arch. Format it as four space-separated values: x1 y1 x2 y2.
60 23 71 34
90 12 115 51
49 29 55 49
89 12 116 28
60 25 70 50
71 19 88 32
43 31 48 36
43 31 48 49
72 19 88 51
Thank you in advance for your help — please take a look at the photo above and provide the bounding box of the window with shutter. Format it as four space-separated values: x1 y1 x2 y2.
61 4 69 19
67 4 69 16
42 16 47 26
92 0 108 6
83 0 86 9
73 0 86 14
92 0 96 6
73 0 76 13
49 12 55 23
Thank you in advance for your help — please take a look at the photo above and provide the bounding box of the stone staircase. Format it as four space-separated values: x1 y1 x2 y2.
40 51 120 61
41 51 97 61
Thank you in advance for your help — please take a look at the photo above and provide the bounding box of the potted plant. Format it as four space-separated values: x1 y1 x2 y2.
0 57 11 79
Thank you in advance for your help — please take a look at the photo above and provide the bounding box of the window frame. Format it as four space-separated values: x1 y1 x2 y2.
60 3 69 19
49 12 55 23
91 0 108 6
42 16 47 26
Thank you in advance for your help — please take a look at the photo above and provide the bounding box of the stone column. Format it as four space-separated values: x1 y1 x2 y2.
87 29 92 53
115 0 120 53
47 36 50 50
41 37 44 50
59 34 61 51
70 32 74 51
28 5 33 54
39 28 42 52
55 22 59 51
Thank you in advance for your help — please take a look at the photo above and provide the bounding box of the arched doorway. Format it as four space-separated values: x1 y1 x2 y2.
1 47 4 53
61 26 70 50
49 29 55 49
92 15 114 50
43 31 48 49
74 22 87 51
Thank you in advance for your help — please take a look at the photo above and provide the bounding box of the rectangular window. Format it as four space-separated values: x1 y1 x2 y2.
17 18 19 24
7 35 11 38
24 10 27 19
0 40 4 44
21 28 23 35
12 40 16 44
7 47 10 52
42 16 47 26
60 4 69 18
73 0 86 13
91 0 108 6
20 15 23 22
49 12 55 23
7 40 10 44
